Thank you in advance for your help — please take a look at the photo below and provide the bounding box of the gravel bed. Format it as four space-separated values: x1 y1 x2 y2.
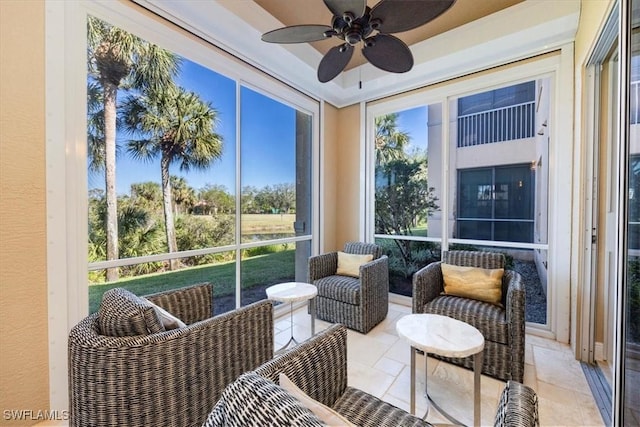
512 259 547 324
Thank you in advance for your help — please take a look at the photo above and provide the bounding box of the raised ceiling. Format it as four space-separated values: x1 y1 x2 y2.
137 0 581 106
253 0 523 70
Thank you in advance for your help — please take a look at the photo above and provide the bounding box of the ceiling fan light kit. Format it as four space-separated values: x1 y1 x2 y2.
261 0 456 82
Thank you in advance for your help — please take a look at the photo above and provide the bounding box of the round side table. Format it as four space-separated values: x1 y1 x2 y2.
396 313 484 427
266 282 317 354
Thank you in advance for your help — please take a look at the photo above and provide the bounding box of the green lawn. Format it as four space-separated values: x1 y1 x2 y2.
241 213 295 233
89 249 295 313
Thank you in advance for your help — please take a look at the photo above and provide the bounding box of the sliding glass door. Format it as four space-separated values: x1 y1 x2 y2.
618 0 640 424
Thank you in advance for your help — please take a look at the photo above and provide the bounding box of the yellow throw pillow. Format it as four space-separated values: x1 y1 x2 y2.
441 263 504 305
336 251 374 277
279 373 356 427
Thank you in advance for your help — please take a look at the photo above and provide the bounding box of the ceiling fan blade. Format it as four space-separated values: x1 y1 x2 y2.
262 25 333 44
318 44 354 83
362 34 413 73
323 0 366 18
371 0 456 34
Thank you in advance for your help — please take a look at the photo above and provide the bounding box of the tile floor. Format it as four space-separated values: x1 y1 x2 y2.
274 301 606 427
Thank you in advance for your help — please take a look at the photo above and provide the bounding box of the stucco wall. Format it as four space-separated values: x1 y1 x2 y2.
334 104 362 247
0 0 50 425
322 103 339 252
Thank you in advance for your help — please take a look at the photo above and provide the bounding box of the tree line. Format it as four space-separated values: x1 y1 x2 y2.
88 180 295 283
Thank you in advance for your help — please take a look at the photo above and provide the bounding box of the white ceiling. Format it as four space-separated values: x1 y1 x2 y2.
134 0 581 107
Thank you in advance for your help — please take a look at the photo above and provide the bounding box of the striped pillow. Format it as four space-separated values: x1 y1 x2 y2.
98 288 165 336
202 372 324 427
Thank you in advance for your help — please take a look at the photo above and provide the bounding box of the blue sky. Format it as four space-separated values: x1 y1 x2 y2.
88 57 426 196
394 105 428 152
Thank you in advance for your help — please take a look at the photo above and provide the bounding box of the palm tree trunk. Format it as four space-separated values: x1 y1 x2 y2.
104 82 119 282
161 154 179 270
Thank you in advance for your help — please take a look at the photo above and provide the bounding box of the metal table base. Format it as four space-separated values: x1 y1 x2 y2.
410 348 483 427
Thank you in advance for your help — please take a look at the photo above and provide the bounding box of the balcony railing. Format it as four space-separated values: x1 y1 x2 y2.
457 101 536 147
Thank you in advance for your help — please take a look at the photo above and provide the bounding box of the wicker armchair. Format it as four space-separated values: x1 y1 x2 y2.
412 250 526 382
68 283 274 427
252 324 430 427
308 242 389 334
204 324 538 427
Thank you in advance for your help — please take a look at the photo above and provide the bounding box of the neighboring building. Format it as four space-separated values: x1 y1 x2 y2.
427 79 551 286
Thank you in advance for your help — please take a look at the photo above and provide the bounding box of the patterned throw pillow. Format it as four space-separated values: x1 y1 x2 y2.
98 288 165 336
202 372 324 427
279 373 356 426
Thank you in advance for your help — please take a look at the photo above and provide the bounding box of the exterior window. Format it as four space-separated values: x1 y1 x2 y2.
374 105 443 296
457 165 534 243
457 81 536 147
370 78 549 325
86 17 314 314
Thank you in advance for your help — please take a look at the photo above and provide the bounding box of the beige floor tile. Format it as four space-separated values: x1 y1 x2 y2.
390 303 412 314
284 304 603 426
527 333 573 352
348 360 396 399
386 365 427 405
525 341 534 365
533 345 590 393
536 380 604 426
366 326 401 347
523 362 538 392
383 337 413 365
374 356 405 377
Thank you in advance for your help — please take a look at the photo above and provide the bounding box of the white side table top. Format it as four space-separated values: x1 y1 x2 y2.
266 282 317 303
396 313 484 358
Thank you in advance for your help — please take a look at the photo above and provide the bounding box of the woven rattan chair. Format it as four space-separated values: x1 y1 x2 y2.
412 250 526 382
494 380 539 426
252 324 430 427
68 283 274 427
308 242 389 334
206 324 538 427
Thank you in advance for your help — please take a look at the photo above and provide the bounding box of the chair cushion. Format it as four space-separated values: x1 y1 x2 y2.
424 295 509 344
332 386 430 427
337 251 373 277
315 275 361 305
98 288 165 337
441 263 504 305
202 372 324 427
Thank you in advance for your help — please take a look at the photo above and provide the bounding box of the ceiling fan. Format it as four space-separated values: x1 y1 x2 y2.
261 0 456 83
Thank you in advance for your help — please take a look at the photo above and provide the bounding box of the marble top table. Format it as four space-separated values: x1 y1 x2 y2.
396 313 484 427
266 282 317 353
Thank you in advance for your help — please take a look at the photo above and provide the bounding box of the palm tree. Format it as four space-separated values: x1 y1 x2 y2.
170 176 197 215
87 16 179 281
122 85 223 270
374 113 410 166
